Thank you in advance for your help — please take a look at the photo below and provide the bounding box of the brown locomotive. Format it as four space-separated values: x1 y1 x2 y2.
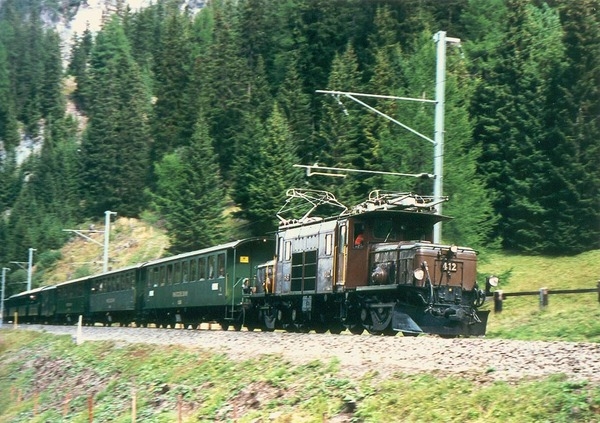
244 189 490 337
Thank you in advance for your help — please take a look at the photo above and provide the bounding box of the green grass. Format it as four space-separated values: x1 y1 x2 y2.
1 331 599 422
478 250 600 342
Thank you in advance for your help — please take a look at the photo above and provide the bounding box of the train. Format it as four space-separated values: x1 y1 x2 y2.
2 189 495 337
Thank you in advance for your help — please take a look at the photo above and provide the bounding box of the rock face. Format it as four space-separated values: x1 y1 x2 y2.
54 0 205 63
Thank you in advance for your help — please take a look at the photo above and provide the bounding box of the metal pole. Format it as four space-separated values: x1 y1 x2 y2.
103 211 117 273
433 31 461 244
433 31 447 244
1 267 10 328
27 248 36 291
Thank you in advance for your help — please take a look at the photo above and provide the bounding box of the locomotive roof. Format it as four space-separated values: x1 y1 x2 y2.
277 189 450 228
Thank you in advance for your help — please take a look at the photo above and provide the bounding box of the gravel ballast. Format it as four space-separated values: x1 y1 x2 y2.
17 324 600 384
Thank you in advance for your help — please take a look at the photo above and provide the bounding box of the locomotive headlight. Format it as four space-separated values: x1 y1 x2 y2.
413 268 425 281
487 275 499 287
485 275 499 296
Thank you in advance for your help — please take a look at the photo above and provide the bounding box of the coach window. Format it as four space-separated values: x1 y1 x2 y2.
208 256 215 279
217 254 225 278
190 259 197 282
174 262 181 284
150 268 158 287
199 257 206 280
182 261 189 283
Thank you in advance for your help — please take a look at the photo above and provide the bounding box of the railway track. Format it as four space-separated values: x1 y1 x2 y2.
15 324 600 385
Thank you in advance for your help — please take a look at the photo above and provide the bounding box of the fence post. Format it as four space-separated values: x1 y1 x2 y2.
88 394 94 422
597 281 600 304
132 388 137 423
494 290 503 313
539 287 549 309
77 315 84 345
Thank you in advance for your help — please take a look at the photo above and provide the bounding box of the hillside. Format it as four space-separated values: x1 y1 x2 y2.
40 217 169 285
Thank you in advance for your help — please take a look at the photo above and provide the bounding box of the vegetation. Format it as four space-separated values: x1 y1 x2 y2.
1 330 599 422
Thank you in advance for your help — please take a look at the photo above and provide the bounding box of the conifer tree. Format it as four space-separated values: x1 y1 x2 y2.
242 104 302 235
276 53 314 163
473 0 568 252
316 43 373 205
80 16 151 218
537 0 600 252
152 116 227 253
151 7 196 163
197 0 248 176
67 26 93 111
0 40 19 149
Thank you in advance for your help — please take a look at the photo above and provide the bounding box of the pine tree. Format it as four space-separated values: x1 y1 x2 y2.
80 16 151 218
67 26 93 111
316 43 374 205
196 0 248 177
276 52 314 163
152 116 227 253
0 40 19 149
472 0 569 252
150 7 196 163
242 104 302 235
537 0 600 252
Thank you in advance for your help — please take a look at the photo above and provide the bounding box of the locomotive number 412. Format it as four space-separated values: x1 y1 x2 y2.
442 261 458 272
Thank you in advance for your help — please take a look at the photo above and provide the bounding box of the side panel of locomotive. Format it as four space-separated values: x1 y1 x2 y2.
275 220 337 295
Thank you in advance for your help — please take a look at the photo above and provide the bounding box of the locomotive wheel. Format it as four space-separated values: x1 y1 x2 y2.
263 309 276 332
347 324 365 335
329 323 344 335
367 307 393 336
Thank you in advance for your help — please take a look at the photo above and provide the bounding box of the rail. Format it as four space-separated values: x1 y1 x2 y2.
490 282 600 313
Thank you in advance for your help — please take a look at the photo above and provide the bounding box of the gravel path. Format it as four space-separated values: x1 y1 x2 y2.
17 325 600 385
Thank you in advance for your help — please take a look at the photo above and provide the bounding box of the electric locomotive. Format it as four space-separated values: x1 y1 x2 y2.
242 189 490 337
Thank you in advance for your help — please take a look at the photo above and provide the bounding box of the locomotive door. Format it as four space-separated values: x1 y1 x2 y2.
335 223 347 288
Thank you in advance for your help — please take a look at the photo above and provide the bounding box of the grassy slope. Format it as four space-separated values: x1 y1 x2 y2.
478 250 600 342
1 331 599 422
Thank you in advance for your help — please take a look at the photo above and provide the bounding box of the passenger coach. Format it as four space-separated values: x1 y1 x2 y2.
139 237 275 329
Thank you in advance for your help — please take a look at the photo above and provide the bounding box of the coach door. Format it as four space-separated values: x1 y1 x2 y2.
335 223 347 288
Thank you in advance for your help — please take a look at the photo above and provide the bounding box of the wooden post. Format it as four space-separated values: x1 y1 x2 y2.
177 394 182 423
13 312 17 328
131 389 137 423
77 315 84 345
88 394 94 422
63 393 71 417
597 281 600 304
539 287 549 309
33 391 39 416
493 290 503 313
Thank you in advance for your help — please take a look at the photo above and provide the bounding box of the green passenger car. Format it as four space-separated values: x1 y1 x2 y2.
89 265 141 326
140 237 274 328
55 276 90 324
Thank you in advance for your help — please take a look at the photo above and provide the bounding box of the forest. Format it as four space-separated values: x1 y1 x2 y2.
0 0 598 294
